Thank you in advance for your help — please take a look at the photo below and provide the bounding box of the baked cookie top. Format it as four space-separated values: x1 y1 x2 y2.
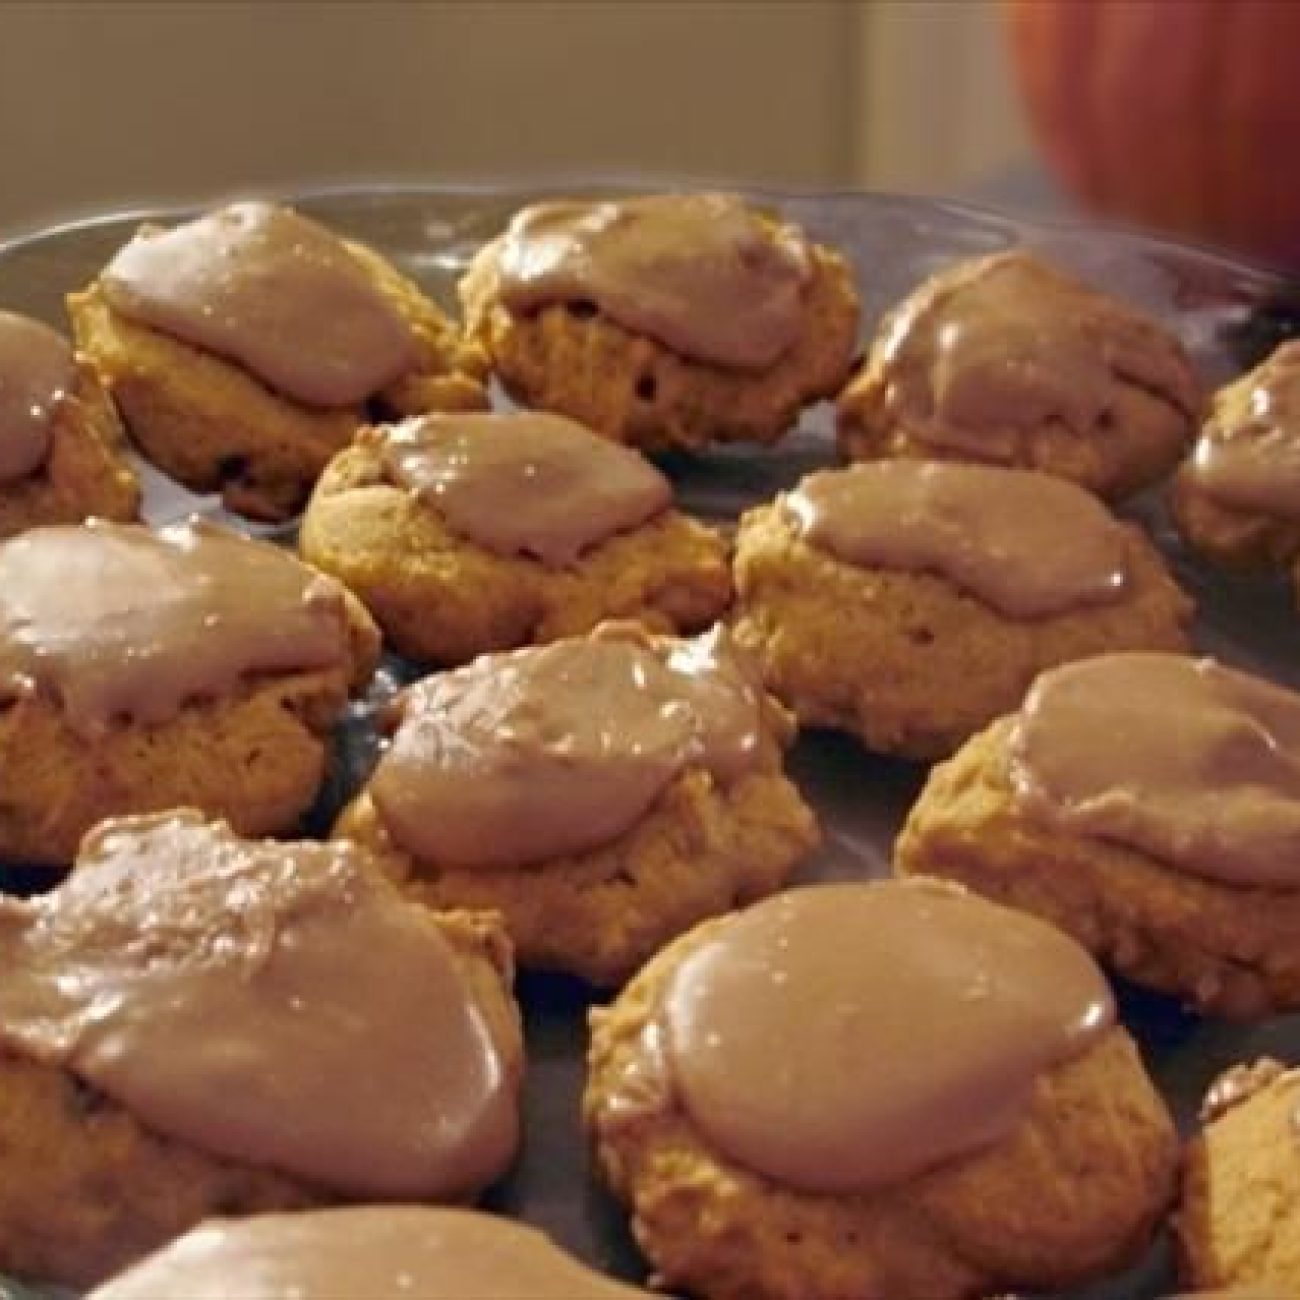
377 410 672 566
0 309 76 484
609 877 1112 1194
88 1207 657 1300
783 461 1130 619
370 624 764 868
840 251 1199 491
100 202 421 407
1184 341 1300 520
0 810 520 1198
464 193 815 370
1009 653 1300 886
0 519 354 735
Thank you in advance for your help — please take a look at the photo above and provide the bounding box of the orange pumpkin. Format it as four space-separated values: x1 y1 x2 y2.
1007 0 1300 269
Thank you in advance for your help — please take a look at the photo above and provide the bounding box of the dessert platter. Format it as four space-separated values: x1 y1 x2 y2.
1 183 1299 1299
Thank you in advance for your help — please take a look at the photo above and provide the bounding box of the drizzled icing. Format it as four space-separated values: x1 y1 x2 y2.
651 881 1112 1192
379 410 671 566
486 193 812 370
101 202 419 407
370 625 763 867
0 520 352 736
1010 654 1300 885
872 251 1196 459
0 812 519 1198
1190 341 1300 518
88 1208 658 1300
0 310 75 484
785 461 1129 618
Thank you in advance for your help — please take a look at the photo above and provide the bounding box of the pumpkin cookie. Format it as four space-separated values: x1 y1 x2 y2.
460 192 859 452
89 1207 655 1299
1175 1060 1300 1295
0 519 379 867
732 462 1192 758
0 810 522 1288
0 309 138 538
897 653 1300 1017
299 409 731 666
68 201 487 521
334 623 818 987
1173 341 1300 572
585 878 1176 1300
837 251 1200 500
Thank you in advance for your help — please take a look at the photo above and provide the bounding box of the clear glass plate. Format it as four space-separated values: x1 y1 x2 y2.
2 185 1299 1300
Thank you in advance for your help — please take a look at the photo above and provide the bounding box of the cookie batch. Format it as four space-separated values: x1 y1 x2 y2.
1 188 1298 1299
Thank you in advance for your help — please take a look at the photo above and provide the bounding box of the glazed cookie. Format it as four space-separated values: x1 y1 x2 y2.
68 201 487 520
1173 341 1300 572
585 878 1176 1300
837 251 1200 500
732 461 1193 758
460 192 859 451
334 623 819 987
299 409 731 665
897 653 1300 1018
0 519 379 867
89 1207 656 1299
0 309 138 537
0 810 523 1287
1175 1060 1300 1295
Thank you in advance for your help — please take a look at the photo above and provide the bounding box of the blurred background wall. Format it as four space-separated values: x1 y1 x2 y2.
0 0 1032 239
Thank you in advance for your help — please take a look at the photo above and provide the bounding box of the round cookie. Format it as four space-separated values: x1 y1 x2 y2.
0 810 523 1288
0 519 379 867
68 201 488 521
334 623 819 987
837 251 1200 500
0 309 138 538
299 409 731 666
585 878 1176 1300
1175 1060 1300 1295
897 653 1300 1018
1173 341 1300 573
732 461 1193 759
88 1207 657 1299
460 192 859 452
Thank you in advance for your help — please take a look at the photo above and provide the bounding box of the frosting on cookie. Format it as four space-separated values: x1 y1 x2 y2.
874 251 1196 458
370 625 763 867
379 410 671 567
0 311 75 484
1200 1059 1290 1124
89 1208 654 1300
652 880 1112 1192
488 193 812 370
0 519 352 735
1010 654 1300 886
100 202 419 407
0 812 519 1198
785 461 1129 619
1189 341 1300 518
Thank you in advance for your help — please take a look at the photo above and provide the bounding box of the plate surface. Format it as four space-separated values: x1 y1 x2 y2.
3 185 1300 1299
